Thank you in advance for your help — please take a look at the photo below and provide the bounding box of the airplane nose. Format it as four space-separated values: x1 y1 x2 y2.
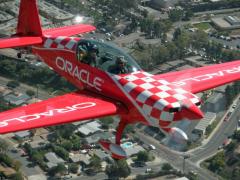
182 105 204 120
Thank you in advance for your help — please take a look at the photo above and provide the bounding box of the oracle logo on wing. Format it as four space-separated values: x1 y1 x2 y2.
0 102 96 127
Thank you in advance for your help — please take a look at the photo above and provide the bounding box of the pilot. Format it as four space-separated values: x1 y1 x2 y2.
81 44 99 67
108 56 129 74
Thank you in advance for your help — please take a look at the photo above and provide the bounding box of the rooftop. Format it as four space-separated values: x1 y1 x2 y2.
15 130 31 139
69 153 91 164
195 112 216 132
75 121 102 136
45 152 65 168
4 93 31 106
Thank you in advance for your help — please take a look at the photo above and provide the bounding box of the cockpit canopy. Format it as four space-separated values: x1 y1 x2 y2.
76 39 141 74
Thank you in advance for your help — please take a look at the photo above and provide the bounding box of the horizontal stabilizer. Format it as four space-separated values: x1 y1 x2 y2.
0 36 43 49
43 24 96 37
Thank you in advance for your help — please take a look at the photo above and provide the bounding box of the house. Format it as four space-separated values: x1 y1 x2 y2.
94 150 110 161
75 121 102 136
69 153 90 166
44 152 65 168
85 131 115 144
14 130 31 141
3 93 31 106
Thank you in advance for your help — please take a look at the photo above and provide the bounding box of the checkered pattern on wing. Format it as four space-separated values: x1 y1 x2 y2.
43 36 78 51
115 71 200 122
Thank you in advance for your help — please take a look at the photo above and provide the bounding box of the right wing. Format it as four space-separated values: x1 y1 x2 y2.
0 91 118 134
154 60 240 94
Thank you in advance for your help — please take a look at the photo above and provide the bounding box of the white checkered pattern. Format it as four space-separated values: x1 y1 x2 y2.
43 36 79 51
112 71 200 125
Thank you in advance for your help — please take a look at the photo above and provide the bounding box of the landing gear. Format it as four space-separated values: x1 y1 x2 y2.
99 116 128 160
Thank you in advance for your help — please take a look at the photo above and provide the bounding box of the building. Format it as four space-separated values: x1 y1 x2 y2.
212 16 240 30
205 93 226 113
193 112 216 136
15 130 31 141
4 93 31 106
86 131 115 144
94 150 110 160
122 143 145 157
69 153 90 166
44 152 65 168
75 121 102 136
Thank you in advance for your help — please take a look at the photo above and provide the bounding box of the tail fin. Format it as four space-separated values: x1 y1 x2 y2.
0 0 96 49
16 0 42 36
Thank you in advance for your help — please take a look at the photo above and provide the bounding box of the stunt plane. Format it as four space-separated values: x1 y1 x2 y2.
0 0 239 159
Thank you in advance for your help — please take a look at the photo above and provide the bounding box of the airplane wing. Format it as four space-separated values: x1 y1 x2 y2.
154 60 240 93
0 91 118 134
43 24 96 37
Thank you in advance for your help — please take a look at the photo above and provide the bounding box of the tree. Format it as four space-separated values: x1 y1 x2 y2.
106 160 131 179
136 151 149 162
53 146 69 160
61 140 73 151
208 151 225 172
48 163 67 176
7 80 19 89
26 89 35 97
232 167 240 180
13 161 22 171
89 155 101 172
162 163 173 171
0 139 9 154
169 9 184 22
69 163 79 174
10 172 23 180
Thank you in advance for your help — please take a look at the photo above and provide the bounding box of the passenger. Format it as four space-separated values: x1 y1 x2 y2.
81 44 99 67
108 56 129 74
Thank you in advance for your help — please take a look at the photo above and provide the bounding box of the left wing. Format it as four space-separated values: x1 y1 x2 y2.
0 91 118 134
154 60 240 93
43 24 96 37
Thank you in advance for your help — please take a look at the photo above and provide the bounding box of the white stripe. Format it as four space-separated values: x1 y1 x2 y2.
44 39 53 48
66 39 77 50
110 73 157 127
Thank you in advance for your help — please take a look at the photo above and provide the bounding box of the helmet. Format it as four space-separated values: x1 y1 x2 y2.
89 44 98 52
116 56 126 65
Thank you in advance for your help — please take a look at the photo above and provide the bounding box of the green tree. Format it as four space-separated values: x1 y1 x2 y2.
136 151 149 162
53 146 69 160
48 163 67 176
208 151 225 172
31 151 44 166
10 172 23 180
7 80 19 89
169 9 184 22
232 167 240 180
13 161 22 171
105 160 131 179
90 155 102 172
69 163 79 174
61 140 73 151
26 89 35 97
0 139 9 154
162 163 173 171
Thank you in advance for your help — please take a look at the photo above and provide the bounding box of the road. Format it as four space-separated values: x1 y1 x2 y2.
190 101 240 163
134 95 240 180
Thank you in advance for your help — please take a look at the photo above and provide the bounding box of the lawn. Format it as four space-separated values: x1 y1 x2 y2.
193 22 212 31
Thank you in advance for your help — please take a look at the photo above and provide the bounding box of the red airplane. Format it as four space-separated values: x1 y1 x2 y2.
0 0 239 159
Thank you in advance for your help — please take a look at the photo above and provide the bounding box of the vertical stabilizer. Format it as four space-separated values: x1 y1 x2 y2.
16 0 42 36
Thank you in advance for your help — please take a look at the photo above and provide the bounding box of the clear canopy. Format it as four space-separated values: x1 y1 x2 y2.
76 39 141 74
